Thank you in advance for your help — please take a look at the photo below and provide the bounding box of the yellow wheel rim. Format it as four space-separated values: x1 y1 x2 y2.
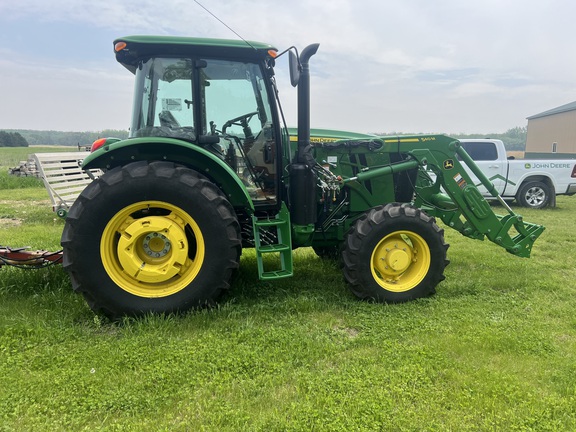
100 201 205 298
370 231 431 292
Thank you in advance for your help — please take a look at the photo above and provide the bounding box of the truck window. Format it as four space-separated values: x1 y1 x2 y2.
460 142 498 161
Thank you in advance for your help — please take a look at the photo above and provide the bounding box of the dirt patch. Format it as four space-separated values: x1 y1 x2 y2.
0 199 51 206
0 218 22 227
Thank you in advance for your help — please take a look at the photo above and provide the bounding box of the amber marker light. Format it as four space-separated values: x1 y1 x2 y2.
91 138 107 152
267 49 278 58
114 41 127 52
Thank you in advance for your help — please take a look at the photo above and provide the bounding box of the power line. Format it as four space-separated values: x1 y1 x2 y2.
193 0 256 50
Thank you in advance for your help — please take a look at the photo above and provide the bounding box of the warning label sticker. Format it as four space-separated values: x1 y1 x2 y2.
162 98 182 111
454 173 467 189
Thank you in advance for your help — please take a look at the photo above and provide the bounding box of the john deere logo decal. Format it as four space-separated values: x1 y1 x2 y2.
525 163 531 169
444 159 454 170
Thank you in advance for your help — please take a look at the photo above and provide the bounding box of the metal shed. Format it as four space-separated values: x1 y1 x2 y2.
525 101 576 159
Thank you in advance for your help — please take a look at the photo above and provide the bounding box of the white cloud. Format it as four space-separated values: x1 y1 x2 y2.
1 0 575 133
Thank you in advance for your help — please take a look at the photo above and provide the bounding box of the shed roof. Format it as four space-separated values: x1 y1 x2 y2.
527 100 576 120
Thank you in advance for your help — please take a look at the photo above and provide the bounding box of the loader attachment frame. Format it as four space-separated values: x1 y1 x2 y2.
342 135 544 258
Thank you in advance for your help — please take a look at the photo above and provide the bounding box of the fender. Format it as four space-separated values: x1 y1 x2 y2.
82 137 255 211
506 172 556 196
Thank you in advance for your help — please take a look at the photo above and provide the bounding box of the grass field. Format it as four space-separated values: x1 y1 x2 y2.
1 147 575 431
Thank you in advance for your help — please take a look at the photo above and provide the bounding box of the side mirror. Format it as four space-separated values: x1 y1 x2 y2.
289 50 300 87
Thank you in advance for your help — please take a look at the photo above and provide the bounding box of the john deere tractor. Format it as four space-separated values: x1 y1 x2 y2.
61 36 544 318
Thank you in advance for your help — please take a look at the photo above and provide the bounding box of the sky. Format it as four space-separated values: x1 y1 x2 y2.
0 0 575 135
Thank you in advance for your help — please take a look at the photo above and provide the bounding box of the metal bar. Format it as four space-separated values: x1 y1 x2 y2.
0 247 63 268
343 159 419 183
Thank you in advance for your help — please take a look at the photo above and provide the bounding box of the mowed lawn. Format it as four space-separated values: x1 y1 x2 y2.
1 147 575 431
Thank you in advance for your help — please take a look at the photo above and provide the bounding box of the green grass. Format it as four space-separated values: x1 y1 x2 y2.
1 148 575 430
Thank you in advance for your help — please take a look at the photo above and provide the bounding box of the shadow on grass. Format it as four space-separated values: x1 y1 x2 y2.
224 247 352 305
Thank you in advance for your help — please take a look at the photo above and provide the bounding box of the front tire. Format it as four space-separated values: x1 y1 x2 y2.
61 161 241 318
342 203 449 303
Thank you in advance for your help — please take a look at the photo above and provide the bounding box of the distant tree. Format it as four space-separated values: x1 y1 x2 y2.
0 131 11 147
452 126 527 151
0 131 29 147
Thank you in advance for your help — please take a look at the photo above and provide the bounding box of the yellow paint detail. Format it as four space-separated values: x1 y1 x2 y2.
370 231 431 292
101 201 205 298
383 138 421 143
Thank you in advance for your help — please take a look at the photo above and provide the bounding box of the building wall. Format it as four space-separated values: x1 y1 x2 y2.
525 110 576 159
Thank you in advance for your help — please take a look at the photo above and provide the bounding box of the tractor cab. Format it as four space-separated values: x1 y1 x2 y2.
117 36 283 204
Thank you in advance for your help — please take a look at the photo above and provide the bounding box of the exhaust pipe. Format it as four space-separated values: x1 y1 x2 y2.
296 43 320 165
290 43 320 226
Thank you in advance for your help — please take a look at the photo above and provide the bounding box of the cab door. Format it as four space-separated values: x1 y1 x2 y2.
201 59 278 205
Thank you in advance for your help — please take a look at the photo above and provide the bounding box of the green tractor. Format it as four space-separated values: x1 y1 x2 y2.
61 36 544 318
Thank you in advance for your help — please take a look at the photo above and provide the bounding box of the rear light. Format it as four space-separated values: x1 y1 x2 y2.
91 138 107 152
571 165 576 178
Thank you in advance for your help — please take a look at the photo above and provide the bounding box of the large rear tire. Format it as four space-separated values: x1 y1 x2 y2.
342 203 449 303
61 161 241 318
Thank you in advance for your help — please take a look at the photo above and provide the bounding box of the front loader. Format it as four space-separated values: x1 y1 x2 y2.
60 36 544 318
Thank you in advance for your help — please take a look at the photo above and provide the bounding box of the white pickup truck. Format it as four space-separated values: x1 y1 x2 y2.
458 139 576 208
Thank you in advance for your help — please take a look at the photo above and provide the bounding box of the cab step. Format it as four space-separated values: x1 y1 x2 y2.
252 203 293 280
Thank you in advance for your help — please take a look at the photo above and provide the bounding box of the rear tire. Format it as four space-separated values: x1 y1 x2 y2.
342 203 449 303
61 161 241 318
516 181 551 209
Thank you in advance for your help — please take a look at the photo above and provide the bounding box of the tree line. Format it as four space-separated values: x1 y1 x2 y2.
378 126 527 151
4 126 528 151
0 131 29 147
451 126 527 151
2 129 129 147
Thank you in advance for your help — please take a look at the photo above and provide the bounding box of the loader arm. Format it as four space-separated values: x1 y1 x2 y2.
342 135 545 258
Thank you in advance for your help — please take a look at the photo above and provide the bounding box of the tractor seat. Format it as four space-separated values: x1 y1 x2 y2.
159 110 180 128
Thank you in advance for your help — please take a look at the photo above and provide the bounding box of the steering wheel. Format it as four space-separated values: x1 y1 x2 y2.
221 111 258 134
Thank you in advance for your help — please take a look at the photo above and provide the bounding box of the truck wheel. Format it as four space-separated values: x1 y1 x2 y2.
61 161 241 318
342 203 449 303
516 181 551 209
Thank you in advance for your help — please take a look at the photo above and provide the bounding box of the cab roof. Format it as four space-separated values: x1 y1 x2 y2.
114 35 277 73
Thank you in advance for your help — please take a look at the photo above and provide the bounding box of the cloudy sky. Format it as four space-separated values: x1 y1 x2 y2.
1 0 574 135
